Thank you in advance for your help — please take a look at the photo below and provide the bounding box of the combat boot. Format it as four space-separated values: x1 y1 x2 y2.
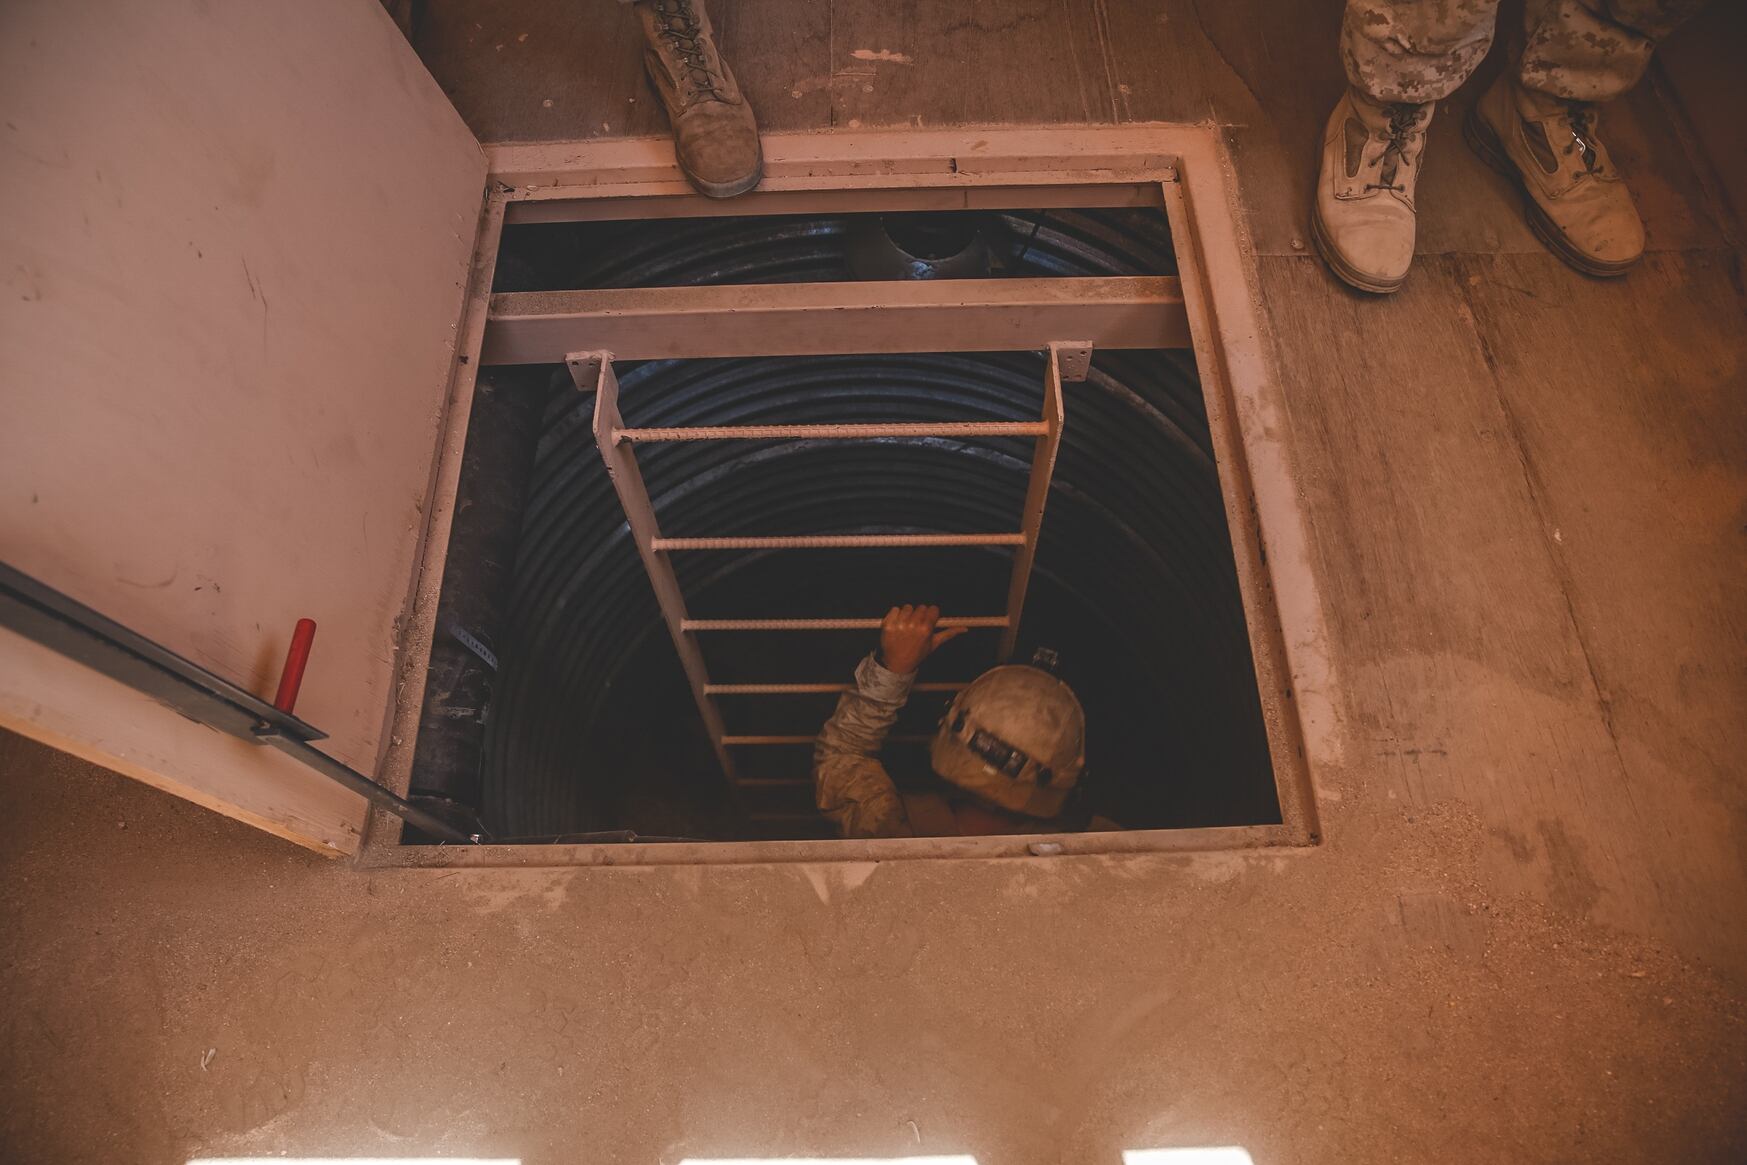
1312 87 1433 294
635 0 762 198
1465 72 1643 277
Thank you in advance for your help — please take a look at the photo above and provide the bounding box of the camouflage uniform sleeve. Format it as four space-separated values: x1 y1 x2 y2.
813 653 915 838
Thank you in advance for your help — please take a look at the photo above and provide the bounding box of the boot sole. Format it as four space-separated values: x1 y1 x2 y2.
682 151 764 200
1462 107 1638 279
1310 203 1407 295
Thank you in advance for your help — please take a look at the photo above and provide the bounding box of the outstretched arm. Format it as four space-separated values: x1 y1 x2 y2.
813 605 965 838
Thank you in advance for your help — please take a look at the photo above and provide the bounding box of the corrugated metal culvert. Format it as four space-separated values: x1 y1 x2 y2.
458 209 1279 839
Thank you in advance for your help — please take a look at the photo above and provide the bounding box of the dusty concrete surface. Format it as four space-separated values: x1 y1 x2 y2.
4 728 1745 1164
4 0 1747 1162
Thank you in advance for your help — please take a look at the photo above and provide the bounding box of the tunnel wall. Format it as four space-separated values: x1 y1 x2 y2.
476 210 1280 838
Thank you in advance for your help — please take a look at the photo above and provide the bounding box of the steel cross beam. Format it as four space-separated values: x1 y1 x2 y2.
617 421 1049 442
684 616 1008 632
484 277 1186 364
706 682 970 695
652 533 1026 551
578 352 739 789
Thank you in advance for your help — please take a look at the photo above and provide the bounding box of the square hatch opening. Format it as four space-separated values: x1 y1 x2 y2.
372 133 1321 863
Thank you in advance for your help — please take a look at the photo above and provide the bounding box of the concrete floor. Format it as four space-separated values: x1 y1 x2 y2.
6 729 1745 1163
3 1 1746 1162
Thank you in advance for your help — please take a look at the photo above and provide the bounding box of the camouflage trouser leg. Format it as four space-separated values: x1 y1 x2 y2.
1520 0 1710 101
1343 0 1709 104
1342 0 1502 103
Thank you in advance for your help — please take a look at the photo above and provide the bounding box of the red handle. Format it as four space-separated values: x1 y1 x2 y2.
273 618 318 714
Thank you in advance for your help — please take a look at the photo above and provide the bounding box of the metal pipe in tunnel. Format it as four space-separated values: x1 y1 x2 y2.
407 367 553 835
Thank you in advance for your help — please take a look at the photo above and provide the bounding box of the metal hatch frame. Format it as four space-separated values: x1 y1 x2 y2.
363 125 1331 868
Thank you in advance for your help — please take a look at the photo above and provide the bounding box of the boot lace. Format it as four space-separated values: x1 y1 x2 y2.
1566 103 1601 173
650 0 726 101
1364 103 1421 193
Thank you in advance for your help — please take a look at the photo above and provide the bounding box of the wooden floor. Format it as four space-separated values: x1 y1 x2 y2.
418 0 1732 259
2 3 1744 1162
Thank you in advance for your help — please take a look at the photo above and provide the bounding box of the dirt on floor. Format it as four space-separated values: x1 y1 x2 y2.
2 729 1743 1164
6 1 1747 1162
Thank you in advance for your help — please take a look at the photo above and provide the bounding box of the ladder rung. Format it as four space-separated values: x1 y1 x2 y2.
748 811 830 822
615 421 1049 443
653 533 1026 551
707 682 969 695
685 616 1009 632
723 734 934 745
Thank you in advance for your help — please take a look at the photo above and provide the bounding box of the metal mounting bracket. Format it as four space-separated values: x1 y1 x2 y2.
564 350 605 393
1051 340 1094 382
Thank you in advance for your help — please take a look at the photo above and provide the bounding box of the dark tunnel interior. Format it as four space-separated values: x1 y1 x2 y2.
406 206 1282 843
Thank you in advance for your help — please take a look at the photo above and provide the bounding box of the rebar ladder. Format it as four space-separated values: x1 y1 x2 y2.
572 343 1081 818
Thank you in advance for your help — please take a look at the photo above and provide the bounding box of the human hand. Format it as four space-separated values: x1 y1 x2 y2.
877 604 966 675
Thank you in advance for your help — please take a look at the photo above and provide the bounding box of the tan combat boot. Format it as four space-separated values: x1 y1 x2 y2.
1312 88 1433 294
635 0 762 199
1465 72 1643 277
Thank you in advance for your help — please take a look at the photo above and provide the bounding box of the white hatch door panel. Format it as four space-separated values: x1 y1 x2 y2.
0 0 486 855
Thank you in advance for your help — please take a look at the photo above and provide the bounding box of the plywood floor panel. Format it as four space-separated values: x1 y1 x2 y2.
826 0 1152 129
415 0 836 141
1185 6 1725 257
720 0 839 132
416 0 664 141
1455 249 1747 960
1254 251 1738 957
1255 254 1592 707
419 0 1727 262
